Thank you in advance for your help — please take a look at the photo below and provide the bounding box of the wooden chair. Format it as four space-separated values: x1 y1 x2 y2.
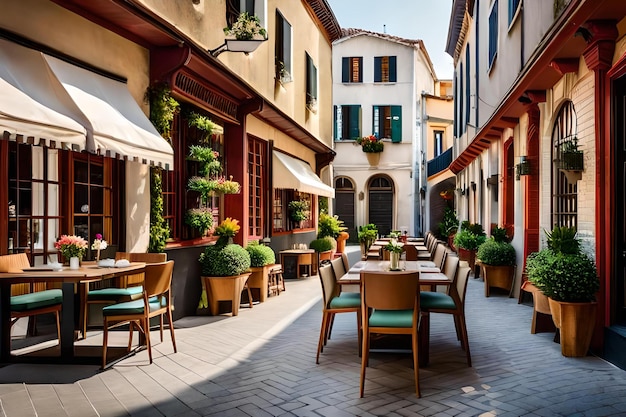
316 264 361 364
102 260 176 368
82 252 167 338
330 256 347 279
267 264 285 296
360 270 421 397
341 252 350 271
417 242 447 270
419 263 472 367
0 254 62 345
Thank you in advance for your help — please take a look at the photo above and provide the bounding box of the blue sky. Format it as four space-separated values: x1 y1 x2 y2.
326 0 454 79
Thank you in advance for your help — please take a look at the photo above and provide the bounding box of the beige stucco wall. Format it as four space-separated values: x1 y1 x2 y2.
2 0 153 252
140 0 334 149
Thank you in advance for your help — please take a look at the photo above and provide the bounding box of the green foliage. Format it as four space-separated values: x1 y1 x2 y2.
149 168 169 253
526 227 599 302
245 241 276 267
187 177 217 204
200 243 251 276
438 207 459 239
309 237 334 253
546 226 580 255
525 250 598 302
188 145 222 177
318 197 328 214
460 221 485 236
358 224 378 243
491 226 509 243
185 208 213 236
477 238 516 266
288 200 309 222
453 229 487 251
318 213 346 239
187 111 216 143
224 12 267 40
146 83 179 141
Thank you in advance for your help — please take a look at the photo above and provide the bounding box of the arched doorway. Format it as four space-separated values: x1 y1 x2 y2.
368 175 394 236
334 177 355 238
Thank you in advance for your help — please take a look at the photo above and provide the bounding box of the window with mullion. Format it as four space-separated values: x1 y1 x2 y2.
226 0 265 28
372 105 402 142
342 57 363 83
334 105 361 140
276 10 292 81
374 56 397 83
248 137 265 239
434 130 444 157
306 53 317 108
488 0 499 69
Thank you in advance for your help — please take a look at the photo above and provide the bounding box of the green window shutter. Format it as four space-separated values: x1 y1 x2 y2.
349 105 361 139
334 105 339 140
391 106 402 142
374 57 382 82
389 56 397 82
372 106 379 137
342 57 349 83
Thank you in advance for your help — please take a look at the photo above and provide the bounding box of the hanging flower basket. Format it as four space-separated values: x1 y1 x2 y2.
366 152 381 166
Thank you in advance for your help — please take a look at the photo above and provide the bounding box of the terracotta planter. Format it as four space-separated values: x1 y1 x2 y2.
548 298 597 357
457 248 477 270
336 232 349 254
480 264 516 297
246 264 279 303
203 272 252 316
365 152 381 166
447 234 456 252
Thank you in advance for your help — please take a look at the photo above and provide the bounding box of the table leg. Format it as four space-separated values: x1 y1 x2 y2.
419 311 430 367
0 283 11 362
60 282 75 360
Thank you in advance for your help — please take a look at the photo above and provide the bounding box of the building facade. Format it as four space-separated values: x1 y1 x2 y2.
0 0 340 318
331 29 439 238
447 0 626 367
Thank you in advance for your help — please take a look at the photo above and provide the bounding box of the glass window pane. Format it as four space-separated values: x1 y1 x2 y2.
47 149 59 181
32 218 44 250
47 218 60 252
32 146 44 180
75 160 88 183
91 164 104 185
90 187 104 214
48 184 59 216
32 183 44 216
74 184 89 213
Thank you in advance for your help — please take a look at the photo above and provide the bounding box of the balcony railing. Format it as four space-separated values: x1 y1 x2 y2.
427 147 453 177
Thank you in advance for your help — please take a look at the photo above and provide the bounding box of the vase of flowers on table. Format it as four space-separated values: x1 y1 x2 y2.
91 233 108 262
385 238 404 271
55 234 88 269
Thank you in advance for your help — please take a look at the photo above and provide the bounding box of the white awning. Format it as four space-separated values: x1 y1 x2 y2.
273 152 335 198
0 39 86 148
43 54 174 169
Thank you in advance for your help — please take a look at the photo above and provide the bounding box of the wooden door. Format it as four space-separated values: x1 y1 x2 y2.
613 73 626 324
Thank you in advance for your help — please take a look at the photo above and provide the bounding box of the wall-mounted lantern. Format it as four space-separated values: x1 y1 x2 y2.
516 156 531 180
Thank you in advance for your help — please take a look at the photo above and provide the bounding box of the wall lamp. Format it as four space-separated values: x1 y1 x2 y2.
516 155 531 180
209 39 267 57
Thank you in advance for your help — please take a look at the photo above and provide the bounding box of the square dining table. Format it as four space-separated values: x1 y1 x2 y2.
0 262 146 364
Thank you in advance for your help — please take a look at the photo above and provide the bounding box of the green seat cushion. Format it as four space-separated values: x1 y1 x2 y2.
11 289 62 312
369 309 414 328
102 296 164 317
420 291 455 310
329 292 361 309
88 286 143 301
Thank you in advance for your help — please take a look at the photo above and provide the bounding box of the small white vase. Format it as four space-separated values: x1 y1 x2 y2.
390 252 400 270
69 256 80 270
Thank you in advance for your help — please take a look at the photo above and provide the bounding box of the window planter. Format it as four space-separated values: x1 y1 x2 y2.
365 152 381 166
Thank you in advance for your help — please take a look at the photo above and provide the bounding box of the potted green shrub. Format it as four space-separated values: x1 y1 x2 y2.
358 224 378 259
525 226 599 357
310 236 335 273
288 199 309 227
438 207 459 250
453 222 486 270
477 226 516 297
245 241 278 303
198 218 252 316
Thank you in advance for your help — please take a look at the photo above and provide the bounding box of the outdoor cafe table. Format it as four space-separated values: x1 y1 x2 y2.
0 262 146 364
338 260 450 366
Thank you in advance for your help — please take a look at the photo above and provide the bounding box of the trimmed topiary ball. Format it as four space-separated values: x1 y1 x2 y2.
245 242 276 267
200 243 251 276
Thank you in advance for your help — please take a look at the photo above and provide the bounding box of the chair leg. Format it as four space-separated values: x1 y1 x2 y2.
82 302 89 340
102 318 109 369
167 307 177 353
418 311 430 368
359 330 370 398
160 315 164 342
356 311 362 358
145 317 153 364
316 312 329 364
412 329 421 398
55 311 61 343
128 321 135 352
324 313 334 345
458 314 472 367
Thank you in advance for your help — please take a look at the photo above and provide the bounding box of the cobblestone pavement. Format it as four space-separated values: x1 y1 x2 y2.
2 247 626 416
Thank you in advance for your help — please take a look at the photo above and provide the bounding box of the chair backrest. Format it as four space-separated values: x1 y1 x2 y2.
330 257 347 279
361 271 419 311
318 264 338 308
143 260 175 298
0 253 30 273
116 252 167 263
455 265 472 306
341 252 350 271
404 244 418 261
442 254 460 282
427 234 438 253
431 243 447 268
